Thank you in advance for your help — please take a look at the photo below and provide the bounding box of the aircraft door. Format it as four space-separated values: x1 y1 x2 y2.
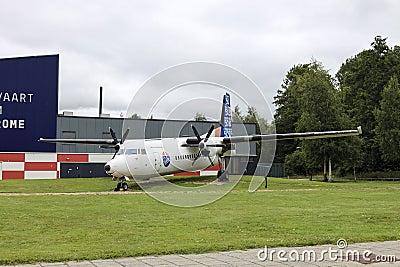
153 152 162 172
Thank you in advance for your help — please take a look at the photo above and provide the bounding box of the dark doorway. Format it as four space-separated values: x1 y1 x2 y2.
60 163 108 178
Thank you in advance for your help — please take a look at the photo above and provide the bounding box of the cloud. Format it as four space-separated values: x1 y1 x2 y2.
0 0 399 119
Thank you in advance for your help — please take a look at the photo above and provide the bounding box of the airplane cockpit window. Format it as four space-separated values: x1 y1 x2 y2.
141 149 146 155
117 149 125 155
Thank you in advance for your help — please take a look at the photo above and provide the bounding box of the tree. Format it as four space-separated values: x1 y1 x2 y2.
243 106 269 134
273 64 311 163
275 60 361 178
284 149 307 177
375 75 400 169
295 62 344 180
194 112 207 121
130 113 141 119
337 36 400 171
232 105 244 123
372 35 389 55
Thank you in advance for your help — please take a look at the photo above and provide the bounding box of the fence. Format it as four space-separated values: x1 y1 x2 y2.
254 163 285 177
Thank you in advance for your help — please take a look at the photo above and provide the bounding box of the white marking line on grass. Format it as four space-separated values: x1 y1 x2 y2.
1 186 399 197
0 188 325 196
0 191 146 196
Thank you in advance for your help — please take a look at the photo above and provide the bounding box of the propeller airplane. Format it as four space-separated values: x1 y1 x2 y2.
39 93 362 191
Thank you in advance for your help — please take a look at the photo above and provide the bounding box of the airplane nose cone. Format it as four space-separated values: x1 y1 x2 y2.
104 164 111 172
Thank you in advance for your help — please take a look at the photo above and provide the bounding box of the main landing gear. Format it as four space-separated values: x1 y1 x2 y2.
217 170 229 182
114 177 129 191
217 156 229 182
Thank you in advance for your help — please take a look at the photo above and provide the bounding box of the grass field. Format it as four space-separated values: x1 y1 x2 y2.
0 176 399 264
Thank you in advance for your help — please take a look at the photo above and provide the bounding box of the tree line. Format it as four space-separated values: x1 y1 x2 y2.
274 36 400 176
192 36 399 177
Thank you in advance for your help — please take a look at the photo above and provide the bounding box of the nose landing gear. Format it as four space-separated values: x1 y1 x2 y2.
113 176 129 191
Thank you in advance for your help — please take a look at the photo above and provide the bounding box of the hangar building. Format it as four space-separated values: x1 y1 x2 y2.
0 54 258 180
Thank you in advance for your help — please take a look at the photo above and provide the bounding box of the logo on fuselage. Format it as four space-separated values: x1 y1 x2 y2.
162 152 170 167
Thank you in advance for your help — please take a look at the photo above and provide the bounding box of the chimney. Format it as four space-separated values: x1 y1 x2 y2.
99 86 103 117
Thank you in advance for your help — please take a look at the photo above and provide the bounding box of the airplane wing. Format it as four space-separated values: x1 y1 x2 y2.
222 126 362 144
184 126 362 146
38 127 129 147
38 138 115 145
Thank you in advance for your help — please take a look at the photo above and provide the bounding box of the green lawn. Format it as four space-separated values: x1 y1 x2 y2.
0 177 399 264
0 177 114 193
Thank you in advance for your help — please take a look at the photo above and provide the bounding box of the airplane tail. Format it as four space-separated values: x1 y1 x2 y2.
216 92 232 137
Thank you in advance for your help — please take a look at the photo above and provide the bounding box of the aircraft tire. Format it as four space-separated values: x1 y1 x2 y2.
122 182 128 191
114 182 121 191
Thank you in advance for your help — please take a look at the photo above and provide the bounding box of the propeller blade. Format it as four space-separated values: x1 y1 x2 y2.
109 127 118 144
121 128 130 144
207 155 214 166
204 124 214 143
111 144 121 159
192 151 201 166
191 125 202 142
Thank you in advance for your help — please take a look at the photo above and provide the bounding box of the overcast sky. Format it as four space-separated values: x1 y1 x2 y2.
1 0 399 121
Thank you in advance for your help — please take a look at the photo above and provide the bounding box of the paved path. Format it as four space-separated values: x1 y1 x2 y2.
2 240 399 266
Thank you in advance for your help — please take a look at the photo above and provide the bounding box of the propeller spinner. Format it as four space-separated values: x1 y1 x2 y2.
100 127 130 158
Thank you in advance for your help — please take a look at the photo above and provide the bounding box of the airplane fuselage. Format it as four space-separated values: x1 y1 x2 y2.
105 137 224 179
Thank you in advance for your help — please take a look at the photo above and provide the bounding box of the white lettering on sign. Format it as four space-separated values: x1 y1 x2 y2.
0 91 32 130
0 92 34 103
0 119 25 129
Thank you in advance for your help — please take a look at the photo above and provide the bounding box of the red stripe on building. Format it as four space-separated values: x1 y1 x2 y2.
174 171 200 176
2 171 24 180
57 154 89 162
204 163 222 171
25 162 57 171
0 153 25 162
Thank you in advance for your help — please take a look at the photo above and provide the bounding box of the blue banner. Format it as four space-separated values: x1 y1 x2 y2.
0 55 58 152
221 93 232 137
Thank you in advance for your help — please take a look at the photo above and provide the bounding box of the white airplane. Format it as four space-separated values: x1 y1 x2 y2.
39 93 362 191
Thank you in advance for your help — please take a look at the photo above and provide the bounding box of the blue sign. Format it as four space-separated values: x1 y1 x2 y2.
162 152 170 167
0 55 58 152
221 93 232 137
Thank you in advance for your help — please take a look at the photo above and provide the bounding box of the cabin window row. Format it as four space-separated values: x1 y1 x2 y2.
118 149 146 155
174 154 197 160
